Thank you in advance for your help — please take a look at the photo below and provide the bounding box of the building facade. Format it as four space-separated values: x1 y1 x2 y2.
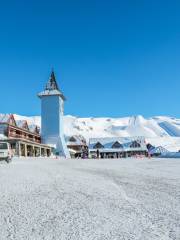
0 114 51 157
66 135 88 158
89 137 148 158
38 71 70 158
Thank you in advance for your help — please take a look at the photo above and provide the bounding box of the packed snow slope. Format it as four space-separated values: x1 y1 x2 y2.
14 114 180 151
0 157 180 240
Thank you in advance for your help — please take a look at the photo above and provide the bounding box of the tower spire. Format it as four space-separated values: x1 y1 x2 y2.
38 69 66 101
45 69 59 91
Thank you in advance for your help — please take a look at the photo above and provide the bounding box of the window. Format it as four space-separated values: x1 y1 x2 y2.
0 143 8 149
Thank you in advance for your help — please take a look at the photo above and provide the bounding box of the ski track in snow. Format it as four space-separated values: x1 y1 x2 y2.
0 158 180 240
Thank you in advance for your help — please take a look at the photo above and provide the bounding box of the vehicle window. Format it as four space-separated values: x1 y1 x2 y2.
0 143 8 149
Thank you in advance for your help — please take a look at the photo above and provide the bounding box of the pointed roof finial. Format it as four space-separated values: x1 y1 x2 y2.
38 69 66 101
45 69 59 91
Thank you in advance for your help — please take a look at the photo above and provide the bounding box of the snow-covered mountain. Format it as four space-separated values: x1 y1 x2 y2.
13 114 180 151
14 114 180 139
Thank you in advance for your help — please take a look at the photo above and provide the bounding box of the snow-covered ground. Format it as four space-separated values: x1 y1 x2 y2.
0 157 180 240
13 114 180 151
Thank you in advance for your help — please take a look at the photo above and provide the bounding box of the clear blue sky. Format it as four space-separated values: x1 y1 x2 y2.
0 0 180 117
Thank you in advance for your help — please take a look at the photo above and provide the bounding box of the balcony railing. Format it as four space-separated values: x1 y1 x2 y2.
9 132 41 143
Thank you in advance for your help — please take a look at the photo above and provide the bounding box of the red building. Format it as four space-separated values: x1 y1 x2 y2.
0 114 51 157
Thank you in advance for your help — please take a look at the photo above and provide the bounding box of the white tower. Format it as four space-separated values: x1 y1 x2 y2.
38 70 70 158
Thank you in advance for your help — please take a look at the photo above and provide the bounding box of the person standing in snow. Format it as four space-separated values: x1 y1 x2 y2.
96 149 100 159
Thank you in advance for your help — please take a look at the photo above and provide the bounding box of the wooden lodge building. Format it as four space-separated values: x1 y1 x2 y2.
0 114 51 157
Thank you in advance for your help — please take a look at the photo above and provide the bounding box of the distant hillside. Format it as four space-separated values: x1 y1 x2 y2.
13 114 180 152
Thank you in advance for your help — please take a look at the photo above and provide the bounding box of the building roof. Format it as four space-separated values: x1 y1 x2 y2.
16 120 29 130
38 70 66 100
0 114 40 135
89 136 147 151
45 70 59 91
29 124 40 134
0 114 14 124
66 135 87 146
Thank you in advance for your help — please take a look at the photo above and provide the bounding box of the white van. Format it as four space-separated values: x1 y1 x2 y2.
0 142 12 163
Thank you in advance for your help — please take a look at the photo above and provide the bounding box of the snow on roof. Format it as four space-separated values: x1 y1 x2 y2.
146 136 180 152
66 135 86 146
28 124 40 134
38 70 66 100
0 114 40 135
16 120 28 129
38 89 66 100
149 146 169 155
0 114 11 123
89 136 147 150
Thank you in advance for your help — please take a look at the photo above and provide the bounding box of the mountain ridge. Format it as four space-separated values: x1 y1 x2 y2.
10 114 180 151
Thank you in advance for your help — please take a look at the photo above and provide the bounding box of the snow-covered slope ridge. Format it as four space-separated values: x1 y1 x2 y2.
13 114 180 139
11 114 180 151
